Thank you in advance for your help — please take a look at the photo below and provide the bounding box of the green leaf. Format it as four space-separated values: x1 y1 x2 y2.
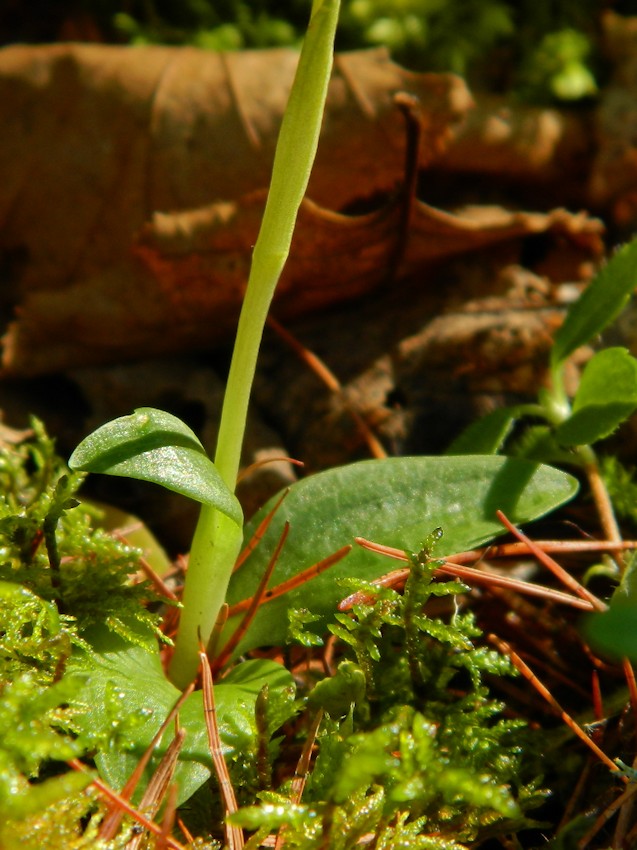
226 456 578 654
71 625 294 805
508 424 578 465
446 406 523 454
69 408 242 525
581 605 637 661
551 238 637 370
555 348 637 446
581 554 637 661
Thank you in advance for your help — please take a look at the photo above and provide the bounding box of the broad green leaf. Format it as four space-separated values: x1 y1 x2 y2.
446 406 523 455
555 348 637 446
225 456 578 654
69 408 242 526
551 237 637 370
71 625 294 805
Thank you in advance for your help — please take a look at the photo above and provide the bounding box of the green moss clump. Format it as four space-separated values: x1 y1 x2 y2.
0 420 169 839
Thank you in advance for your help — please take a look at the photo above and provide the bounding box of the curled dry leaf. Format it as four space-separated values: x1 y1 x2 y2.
0 44 603 377
0 42 470 375
132 195 602 340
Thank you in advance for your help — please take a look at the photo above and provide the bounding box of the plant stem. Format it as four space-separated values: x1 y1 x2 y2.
168 0 340 688
168 507 242 688
215 0 340 489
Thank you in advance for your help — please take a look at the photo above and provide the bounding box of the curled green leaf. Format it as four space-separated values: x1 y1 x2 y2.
69 408 242 526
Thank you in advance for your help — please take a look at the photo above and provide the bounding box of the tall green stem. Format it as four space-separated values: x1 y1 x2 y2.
169 0 341 688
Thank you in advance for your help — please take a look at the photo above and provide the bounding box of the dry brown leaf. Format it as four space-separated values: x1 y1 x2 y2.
436 93 591 187
0 43 603 377
0 42 472 374
2 185 603 376
5 184 601 374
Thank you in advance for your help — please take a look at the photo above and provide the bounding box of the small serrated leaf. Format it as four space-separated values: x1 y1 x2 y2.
551 238 637 369
69 408 242 525
555 348 637 446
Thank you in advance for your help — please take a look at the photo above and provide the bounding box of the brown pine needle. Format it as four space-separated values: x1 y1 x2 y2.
577 780 637 849
585 460 623 552
126 730 186 850
350 537 596 611
67 759 186 850
488 635 626 781
234 490 289 573
621 658 637 730
237 455 304 484
290 709 324 805
110 527 179 602
470 538 637 558
267 314 387 459
495 511 607 611
159 783 180 850
98 682 194 840
198 647 244 850
177 816 196 845
206 602 230 661
274 709 324 850
213 523 290 673
228 544 352 618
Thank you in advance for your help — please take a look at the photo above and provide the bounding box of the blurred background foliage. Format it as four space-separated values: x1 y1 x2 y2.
2 1 637 102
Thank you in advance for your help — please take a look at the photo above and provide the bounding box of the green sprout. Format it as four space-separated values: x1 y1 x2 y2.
448 238 637 661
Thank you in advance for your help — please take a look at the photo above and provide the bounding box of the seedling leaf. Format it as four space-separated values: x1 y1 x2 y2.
446 406 523 454
69 408 242 525
555 348 637 446
551 237 637 369
581 554 637 660
582 604 637 661
226 456 578 654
